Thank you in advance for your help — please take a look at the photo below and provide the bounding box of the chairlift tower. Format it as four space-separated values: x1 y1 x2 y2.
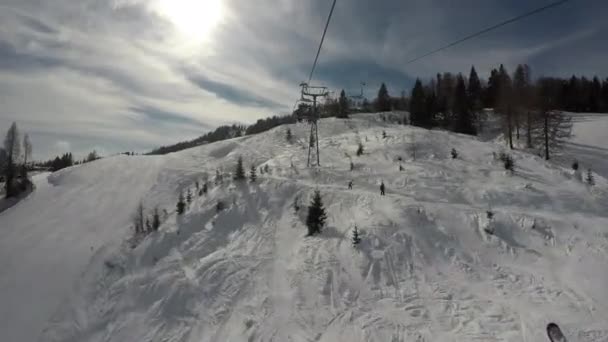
298 82 328 167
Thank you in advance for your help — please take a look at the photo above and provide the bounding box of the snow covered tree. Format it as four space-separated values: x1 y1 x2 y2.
451 148 458 159
356 142 364 156
3 122 21 198
306 190 327 236
293 196 300 213
186 189 192 204
286 128 293 143
352 225 361 246
250 165 257 183
338 89 349 118
376 83 391 112
176 192 186 215
234 156 246 181
586 169 595 186
202 182 208 195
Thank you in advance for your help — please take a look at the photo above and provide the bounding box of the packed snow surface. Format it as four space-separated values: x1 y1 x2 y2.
1 113 608 342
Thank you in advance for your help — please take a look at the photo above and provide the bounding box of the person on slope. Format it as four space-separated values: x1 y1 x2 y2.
380 181 385 196
348 180 353 190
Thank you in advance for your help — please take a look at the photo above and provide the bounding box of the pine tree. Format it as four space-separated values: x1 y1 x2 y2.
187 189 193 203
376 83 391 112
216 200 225 212
352 225 361 245
350 161 354 171
176 192 186 215
356 142 364 156
234 156 246 181
468 66 484 131
152 207 161 231
572 160 579 171
286 128 293 143
497 64 514 149
451 148 458 159
453 74 477 135
306 190 327 236
409 79 428 127
338 89 349 118
202 182 208 195
586 169 595 186
134 201 145 234
250 165 257 183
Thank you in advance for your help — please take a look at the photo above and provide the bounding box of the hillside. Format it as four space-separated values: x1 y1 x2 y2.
2 114 608 342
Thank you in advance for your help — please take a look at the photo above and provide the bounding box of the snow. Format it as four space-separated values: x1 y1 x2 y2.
2 113 608 341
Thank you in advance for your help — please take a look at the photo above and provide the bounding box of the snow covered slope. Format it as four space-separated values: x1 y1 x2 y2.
2 113 608 342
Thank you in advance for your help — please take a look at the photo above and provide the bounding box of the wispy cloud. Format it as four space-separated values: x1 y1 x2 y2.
0 0 606 159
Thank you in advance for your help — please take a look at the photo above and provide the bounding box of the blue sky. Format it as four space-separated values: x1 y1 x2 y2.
0 0 606 159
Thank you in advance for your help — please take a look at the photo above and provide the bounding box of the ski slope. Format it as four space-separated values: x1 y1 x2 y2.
2 113 608 342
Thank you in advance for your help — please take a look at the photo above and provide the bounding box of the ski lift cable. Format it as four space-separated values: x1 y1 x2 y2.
403 0 571 66
308 0 337 83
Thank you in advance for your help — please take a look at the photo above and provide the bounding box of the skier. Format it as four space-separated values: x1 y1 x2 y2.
348 180 353 190
380 181 385 196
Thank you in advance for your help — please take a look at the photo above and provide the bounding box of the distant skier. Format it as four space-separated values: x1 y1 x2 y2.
380 181 385 196
348 180 353 190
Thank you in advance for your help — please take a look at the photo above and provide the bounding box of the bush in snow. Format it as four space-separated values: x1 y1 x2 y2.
586 169 595 186
176 192 186 215
234 156 246 181
264 164 270 174
195 181 200 191
306 190 327 236
382 130 387 139
350 161 354 171
352 225 361 246
451 148 458 159
572 160 579 171
356 142 364 156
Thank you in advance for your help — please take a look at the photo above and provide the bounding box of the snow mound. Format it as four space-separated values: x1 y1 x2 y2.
3 114 608 342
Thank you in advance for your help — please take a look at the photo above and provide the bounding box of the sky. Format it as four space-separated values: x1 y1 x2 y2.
0 0 606 160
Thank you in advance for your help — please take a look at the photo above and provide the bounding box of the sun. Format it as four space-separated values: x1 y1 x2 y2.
155 0 224 43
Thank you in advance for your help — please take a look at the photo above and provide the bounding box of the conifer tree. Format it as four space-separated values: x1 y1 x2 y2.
176 192 186 215
152 207 161 231
409 79 427 127
586 169 595 186
250 165 257 183
352 225 361 246
453 74 477 135
356 142 364 156
286 128 293 143
350 161 354 171
234 156 246 180
306 190 327 236
468 66 483 130
338 89 349 118
376 83 391 112
451 148 458 159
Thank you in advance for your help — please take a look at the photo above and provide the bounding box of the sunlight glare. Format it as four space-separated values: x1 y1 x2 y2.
156 0 224 43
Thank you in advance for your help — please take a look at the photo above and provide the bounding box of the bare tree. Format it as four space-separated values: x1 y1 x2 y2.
532 110 572 160
23 134 32 167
